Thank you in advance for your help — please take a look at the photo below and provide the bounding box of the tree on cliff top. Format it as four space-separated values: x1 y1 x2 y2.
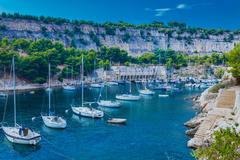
226 44 240 84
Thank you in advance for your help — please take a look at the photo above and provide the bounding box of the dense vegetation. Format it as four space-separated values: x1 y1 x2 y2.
0 37 225 83
193 127 240 160
226 44 240 84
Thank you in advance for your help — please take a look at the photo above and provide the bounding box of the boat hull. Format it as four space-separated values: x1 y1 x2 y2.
107 118 127 124
90 83 104 88
97 100 121 108
71 106 104 118
139 89 155 95
42 116 67 129
2 127 41 145
116 94 140 101
63 85 76 90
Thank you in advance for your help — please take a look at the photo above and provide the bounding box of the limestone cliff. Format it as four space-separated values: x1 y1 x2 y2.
0 17 239 56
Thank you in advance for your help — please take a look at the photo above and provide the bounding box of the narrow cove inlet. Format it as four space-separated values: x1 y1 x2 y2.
1 1 239 159
0 85 202 160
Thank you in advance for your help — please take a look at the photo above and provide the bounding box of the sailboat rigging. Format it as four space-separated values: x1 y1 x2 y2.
2 57 41 145
41 63 67 129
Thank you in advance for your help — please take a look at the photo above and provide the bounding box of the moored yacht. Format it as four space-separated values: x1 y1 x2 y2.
90 83 104 88
2 57 41 145
116 81 140 101
116 94 140 101
0 92 7 98
97 84 121 108
71 106 104 118
71 55 104 118
63 85 76 90
42 63 67 129
97 100 121 108
139 89 155 95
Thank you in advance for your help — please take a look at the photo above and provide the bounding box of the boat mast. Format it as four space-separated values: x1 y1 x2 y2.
81 55 84 107
12 57 16 127
129 78 132 94
48 63 51 116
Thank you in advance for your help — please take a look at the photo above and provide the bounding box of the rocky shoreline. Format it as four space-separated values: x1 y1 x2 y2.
185 83 240 148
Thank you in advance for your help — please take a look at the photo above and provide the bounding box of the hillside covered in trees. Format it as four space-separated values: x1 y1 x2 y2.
0 37 225 83
0 12 239 56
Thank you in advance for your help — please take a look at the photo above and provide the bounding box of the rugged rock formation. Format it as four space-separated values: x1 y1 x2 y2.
0 17 239 56
186 85 240 149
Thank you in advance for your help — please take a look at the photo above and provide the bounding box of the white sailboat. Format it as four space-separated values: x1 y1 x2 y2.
116 81 140 101
138 81 155 95
71 56 104 118
0 92 7 98
105 81 118 86
158 94 169 97
139 89 155 95
41 63 67 129
90 83 104 88
90 60 104 88
63 85 76 90
2 57 41 145
97 84 121 108
63 66 76 91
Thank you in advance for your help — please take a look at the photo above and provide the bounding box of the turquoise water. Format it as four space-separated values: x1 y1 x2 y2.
0 84 201 160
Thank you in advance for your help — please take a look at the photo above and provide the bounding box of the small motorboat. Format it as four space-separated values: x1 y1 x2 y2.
158 94 169 97
97 100 121 108
107 118 127 124
116 94 140 101
90 83 104 88
63 85 76 90
71 106 104 118
139 89 155 95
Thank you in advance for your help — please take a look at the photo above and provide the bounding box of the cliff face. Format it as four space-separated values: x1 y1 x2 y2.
0 17 239 56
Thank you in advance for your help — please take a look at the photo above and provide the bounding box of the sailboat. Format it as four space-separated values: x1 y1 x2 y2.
2 57 41 145
42 64 67 129
138 81 155 95
90 59 104 88
116 81 141 101
63 66 76 90
71 56 104 118
97 83 121 108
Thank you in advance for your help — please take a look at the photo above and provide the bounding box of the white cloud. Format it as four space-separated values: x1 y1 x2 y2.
155 8 171 12
146 2 210 17
154 8 171 17
176 4 187 9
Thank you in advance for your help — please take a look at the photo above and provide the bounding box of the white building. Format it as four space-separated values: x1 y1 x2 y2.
96 65 167 81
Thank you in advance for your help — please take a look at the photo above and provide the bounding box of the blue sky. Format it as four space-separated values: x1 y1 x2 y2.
0 0 239 29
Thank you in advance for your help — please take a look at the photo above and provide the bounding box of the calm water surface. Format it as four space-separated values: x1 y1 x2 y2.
0 84 201 160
